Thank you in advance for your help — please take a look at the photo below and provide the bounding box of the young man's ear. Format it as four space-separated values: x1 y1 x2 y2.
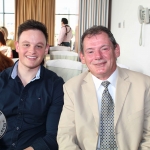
15 41 19 53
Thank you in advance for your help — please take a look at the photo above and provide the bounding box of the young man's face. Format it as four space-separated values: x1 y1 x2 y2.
15 29 49 70
80 32 120 80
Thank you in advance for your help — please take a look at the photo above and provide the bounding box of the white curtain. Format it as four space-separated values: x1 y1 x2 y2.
75 0 109 53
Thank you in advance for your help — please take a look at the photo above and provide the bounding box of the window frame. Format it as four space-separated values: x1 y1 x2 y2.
0 0 15 26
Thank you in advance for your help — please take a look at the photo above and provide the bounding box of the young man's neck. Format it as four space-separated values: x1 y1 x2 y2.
17 63 40 87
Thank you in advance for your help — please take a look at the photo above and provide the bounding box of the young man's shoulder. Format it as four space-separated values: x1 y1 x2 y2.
0 66 13 78
42 66 65 83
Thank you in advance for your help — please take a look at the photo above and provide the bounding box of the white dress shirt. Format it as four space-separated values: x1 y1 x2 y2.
92 68 118 112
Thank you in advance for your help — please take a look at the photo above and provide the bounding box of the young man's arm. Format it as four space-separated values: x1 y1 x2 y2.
25 77 64 150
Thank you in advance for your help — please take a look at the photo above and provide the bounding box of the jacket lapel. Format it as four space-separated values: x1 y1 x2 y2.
82 72 99 132
114 67 131 128
81 68 131 132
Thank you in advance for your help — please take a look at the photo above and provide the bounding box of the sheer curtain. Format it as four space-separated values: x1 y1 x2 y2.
75 0 110 53
15 0 55 46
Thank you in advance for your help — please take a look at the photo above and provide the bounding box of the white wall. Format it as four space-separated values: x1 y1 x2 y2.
111 0 150 76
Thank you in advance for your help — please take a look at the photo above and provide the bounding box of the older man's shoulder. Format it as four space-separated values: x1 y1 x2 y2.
65 71 89 85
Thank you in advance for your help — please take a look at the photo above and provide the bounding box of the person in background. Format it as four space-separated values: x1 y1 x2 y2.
0 31 13 58
57 25 150 149
57 18 73 47
0 51 14 72
0 19 64 150
0 26 15 50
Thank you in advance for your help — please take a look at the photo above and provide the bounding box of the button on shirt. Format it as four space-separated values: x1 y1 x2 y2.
92 68 118 147
0 61 64 150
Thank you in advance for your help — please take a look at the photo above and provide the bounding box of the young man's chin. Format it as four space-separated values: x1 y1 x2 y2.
25 64 40 69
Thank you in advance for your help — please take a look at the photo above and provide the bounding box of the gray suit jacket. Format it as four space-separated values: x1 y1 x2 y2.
57 67 150 150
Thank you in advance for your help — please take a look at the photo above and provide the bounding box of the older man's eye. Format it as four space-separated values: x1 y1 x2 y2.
87 50 93 54
101 46 110 51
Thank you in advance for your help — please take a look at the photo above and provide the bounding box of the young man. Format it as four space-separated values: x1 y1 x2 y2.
57 25 150 149
57 18 73 47
0 19 64 150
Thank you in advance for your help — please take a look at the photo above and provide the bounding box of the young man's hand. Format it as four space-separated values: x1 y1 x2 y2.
24 147 34 150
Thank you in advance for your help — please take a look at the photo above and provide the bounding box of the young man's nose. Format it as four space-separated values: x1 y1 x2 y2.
28 46 36 53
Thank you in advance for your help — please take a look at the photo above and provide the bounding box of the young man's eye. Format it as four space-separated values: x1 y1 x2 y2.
23 44 29 47
36 45 43 49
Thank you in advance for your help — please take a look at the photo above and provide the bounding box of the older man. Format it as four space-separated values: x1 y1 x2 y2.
57 25 150 150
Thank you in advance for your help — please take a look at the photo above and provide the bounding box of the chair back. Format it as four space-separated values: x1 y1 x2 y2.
46 59 83 82
50 50 79 61
50 46 71 51
82 64 88 72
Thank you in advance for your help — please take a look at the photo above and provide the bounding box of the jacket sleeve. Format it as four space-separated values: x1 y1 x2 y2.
57 84 81 150
139 85 150 150
31 77 64 150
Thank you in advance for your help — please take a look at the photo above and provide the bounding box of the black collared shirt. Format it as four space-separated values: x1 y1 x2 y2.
0 64 64 150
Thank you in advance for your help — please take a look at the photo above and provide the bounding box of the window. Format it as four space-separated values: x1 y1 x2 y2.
55 0 79 47
0 0 78 45
0 0 15 39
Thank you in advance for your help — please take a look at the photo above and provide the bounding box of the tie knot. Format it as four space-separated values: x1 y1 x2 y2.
101 81 110 88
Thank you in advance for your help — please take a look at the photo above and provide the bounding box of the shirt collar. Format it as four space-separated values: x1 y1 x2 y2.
11 61 18 79
92 68 118 91
11 61 41 81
